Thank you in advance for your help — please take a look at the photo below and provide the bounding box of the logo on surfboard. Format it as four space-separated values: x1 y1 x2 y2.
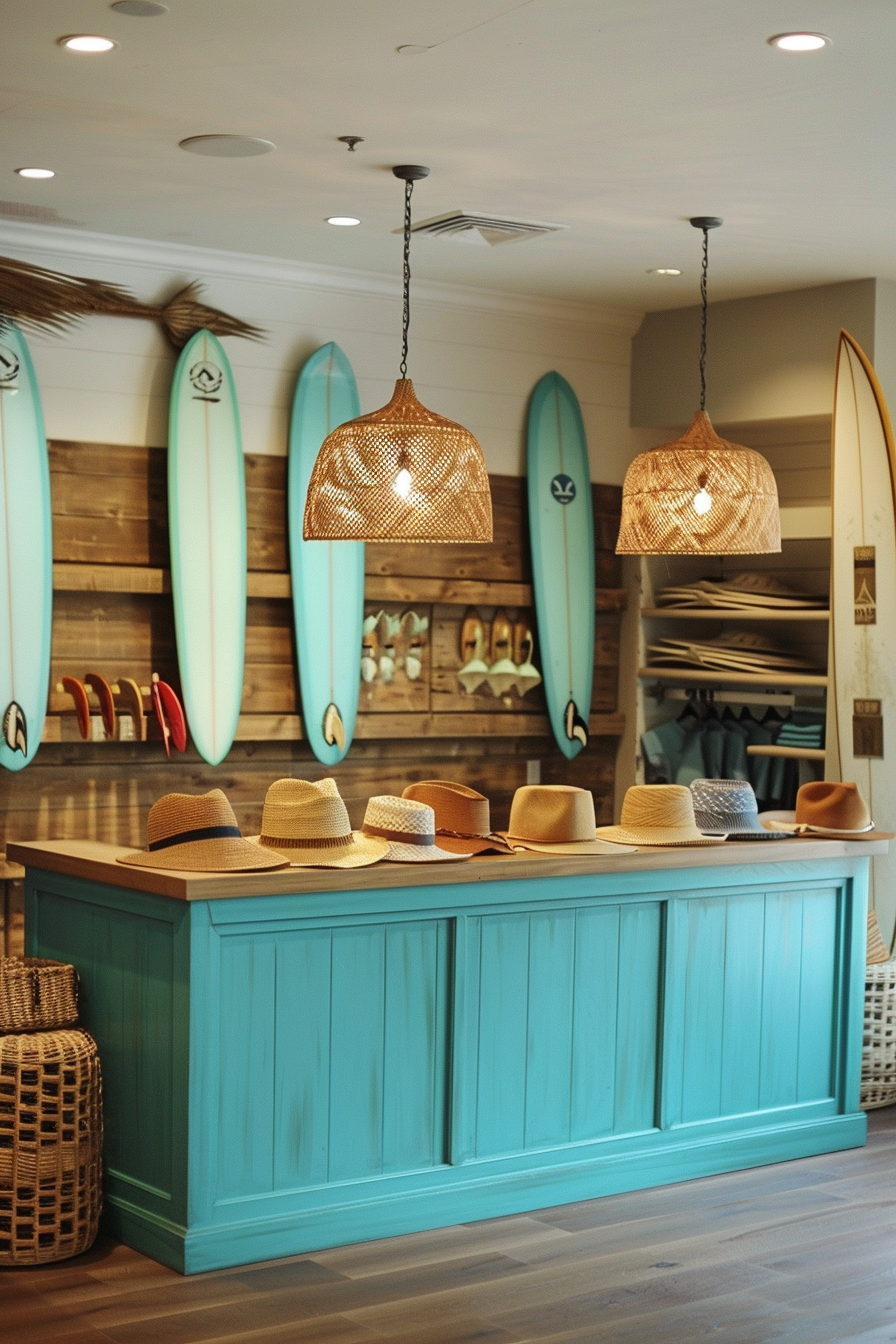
0 345 19 391
189 361 223 402
2 702 27 756
550 473 576 505
564 698 588 748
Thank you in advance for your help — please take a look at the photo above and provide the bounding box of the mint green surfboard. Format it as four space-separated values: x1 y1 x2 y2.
527 372 595 759
0 325 52 771
168 329 246 766
289 343 363 764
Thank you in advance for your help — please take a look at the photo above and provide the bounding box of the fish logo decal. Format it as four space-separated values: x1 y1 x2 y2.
323 702 345 751
2 701 27 756
189 360 223 401
550 473 576 505
564 698 588 749
0 344 19 391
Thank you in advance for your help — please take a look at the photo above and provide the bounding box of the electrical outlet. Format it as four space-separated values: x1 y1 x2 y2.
526 759 541 785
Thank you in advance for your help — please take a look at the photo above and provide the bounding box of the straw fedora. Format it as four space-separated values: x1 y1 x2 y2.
252 778 389 867
501 785 637 855
361 795 472 862
401 780 514 855
118 789 288 872
690 778 791 841
765 780 894 840
595 784 726 847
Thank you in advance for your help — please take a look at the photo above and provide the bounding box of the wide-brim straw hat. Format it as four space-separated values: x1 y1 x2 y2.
401 780 514 854
119 788 287 871
690 778 792 841
501 785 636 856
362 795 472 862
251 777 389 867
596 784 726 847
764 780 894 840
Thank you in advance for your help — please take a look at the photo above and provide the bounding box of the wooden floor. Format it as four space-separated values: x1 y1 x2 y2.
4 1110 896 1344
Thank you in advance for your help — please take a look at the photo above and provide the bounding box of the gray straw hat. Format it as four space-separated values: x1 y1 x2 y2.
689 778 792 840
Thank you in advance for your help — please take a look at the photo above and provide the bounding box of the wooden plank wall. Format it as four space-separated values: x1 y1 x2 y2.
0 443 625 861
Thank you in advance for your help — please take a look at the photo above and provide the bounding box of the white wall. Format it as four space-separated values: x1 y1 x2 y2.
0 222 641 484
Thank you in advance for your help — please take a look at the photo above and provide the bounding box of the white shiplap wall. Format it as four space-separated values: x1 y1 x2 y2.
0 222 642 482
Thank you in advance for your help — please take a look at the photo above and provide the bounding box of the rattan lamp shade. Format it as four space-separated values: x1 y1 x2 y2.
616 411 781 555
303 378 493 543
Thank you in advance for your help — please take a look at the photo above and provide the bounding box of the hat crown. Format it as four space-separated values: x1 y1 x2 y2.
620 784 697 830
402 780 491 836
795 781 871 832
261 777 352 841
364 795 437 836
145 788 239 847
508 785 596 843
690 778 759 817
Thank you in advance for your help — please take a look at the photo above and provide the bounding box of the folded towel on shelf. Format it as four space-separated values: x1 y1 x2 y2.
656 571 827 611
647 629 823 676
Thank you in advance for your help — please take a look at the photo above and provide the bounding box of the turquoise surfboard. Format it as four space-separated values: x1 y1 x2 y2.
288 343 364 764
527 372 595 759
0 324 52 771
168 329 246 766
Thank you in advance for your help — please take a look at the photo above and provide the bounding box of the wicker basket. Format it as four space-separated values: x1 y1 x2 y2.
0 957 79 1033
861 960 896 1110
0 1029 102 1264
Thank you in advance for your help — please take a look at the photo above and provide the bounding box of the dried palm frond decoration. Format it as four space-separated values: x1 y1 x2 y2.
0 254 265 348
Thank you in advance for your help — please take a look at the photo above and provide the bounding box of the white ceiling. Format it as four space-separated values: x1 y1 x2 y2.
4 0 896 312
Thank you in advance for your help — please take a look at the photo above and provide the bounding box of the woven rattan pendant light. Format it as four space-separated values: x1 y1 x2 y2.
616 218 780 555
304 166 492 543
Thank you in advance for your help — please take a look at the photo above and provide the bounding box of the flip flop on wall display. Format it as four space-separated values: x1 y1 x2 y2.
151 673 187 756
116 677 146 742
168 329 246 766
526 372 595 758
0 324 52 771
84 671 116 739
288 343 364 765
61 676 91 740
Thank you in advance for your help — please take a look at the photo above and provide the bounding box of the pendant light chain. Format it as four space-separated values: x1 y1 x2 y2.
400 178 413 379
699 224 709 413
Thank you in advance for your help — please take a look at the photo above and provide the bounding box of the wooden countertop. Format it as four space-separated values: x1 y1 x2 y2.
7 835 888 903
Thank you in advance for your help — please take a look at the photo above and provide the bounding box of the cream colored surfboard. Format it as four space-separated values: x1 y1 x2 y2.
827 330 896 944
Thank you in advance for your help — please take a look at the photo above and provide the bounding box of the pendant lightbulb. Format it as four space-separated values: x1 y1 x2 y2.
394 466 412 498
693 486 713 516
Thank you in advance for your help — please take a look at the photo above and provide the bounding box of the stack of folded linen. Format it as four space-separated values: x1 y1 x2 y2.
656 571 827 611
647 628 823 675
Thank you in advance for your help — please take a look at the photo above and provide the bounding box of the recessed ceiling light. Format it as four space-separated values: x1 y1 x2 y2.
59 34 117 52
179 135 275 157
647 268 682 276
111 1 169 15
327 216 361 227
768 32 829 52
16 167 55 180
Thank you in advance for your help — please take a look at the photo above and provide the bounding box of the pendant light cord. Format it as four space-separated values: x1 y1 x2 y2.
400 178 413 379
699 225 709 413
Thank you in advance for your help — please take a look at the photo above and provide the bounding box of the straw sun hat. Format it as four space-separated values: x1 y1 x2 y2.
596 784 726 847
119 789 288 872
362 795 472 862
501 785 636 855
252 778 389 867
401 780 513 854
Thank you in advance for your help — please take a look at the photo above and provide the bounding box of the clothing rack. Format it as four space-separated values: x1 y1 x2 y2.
655 686 796 708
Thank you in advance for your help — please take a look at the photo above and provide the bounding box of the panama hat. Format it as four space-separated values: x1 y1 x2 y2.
596 784 727 847
401 780 513 854
765 780 894 840
252 778 389 867
690 778 792 840
501 785 636 856
118 789 288 872
362 795 473 862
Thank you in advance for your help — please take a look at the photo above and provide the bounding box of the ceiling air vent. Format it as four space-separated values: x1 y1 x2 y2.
407 211 568 247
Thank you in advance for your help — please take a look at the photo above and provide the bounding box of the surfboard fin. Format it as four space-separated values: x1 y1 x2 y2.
2 701 27 756
323 702 345 750
564 698 588 749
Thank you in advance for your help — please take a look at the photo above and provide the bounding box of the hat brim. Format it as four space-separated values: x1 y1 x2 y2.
594 825 726 847
693 811 792 840
765 821 895 841
247 833 389 868
118 837 288 872
383 840 473 862
499 834 637 856
435 833 513 855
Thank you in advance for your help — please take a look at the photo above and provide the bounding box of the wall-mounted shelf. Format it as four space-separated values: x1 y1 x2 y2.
641 607 828 622
639 667 828 689
747 744 826 761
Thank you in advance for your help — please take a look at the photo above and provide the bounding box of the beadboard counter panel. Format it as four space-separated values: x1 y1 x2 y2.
20 842 874 1274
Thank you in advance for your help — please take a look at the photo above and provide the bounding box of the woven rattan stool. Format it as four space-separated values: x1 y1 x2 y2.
0 1029 102 1264
861 960 896 1110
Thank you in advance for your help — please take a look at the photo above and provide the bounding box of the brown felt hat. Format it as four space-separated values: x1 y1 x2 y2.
401 780 513 854
118 789 287 872
596 785 726 847
766 780 894 840
502 785 636 855
251 778 389 868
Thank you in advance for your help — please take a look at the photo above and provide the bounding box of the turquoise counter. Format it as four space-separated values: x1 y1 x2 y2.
10 837 881 1274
